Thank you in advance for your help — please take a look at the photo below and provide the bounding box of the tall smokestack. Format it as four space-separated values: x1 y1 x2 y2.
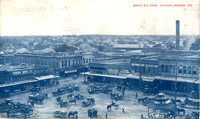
176 20 180 50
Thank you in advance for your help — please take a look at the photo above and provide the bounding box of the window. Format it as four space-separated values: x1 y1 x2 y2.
170 65 173 73
165 65 169 73
183 66 187 74
161 65 164 72
153 68 156 74
188 66 191 74
61 61 64 67
134 66 137 72
148 68 151 74
143 67 145 74
65 61 67 66
193 70 197 74
193 67 197 74
178 65 183 73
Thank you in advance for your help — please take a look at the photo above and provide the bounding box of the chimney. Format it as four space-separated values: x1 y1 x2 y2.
176 20 180 50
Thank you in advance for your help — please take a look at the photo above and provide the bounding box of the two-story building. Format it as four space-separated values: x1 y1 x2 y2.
1 53 84 76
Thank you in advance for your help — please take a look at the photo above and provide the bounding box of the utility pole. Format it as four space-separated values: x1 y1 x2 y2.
84 66 86 82
174 56 178 119
54 53 56 76
139 61 143 90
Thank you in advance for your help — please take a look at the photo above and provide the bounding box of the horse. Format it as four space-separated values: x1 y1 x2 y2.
68 111 78 118
40 93 48 99
87 98 95 105
72 85 79 91
82 101 88 107
111 93 123 101
107 103 118 111
177 108 185 115
111 93 118 99
67 94 74 99
69 99 76 105
107 105 112 111
60 101 68 108
28 95 44 104
138 97 150 105
56 97 62 102
74 94 84 100
54 111 67 118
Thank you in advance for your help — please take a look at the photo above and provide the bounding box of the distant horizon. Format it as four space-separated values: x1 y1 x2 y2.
1 34 200 37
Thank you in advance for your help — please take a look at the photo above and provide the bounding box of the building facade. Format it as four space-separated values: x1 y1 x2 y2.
0 63 35 84
131 53 199 79
1 53 84 74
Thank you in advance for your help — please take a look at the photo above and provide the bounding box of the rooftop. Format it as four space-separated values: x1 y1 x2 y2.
113 44 140 49
0 64 34 72
91 59 130 65
35 75 60 80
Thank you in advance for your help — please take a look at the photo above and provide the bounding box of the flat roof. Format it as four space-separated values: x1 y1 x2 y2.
81 72 126 79
113 44 140 49
0 64 34 71
155 76 198 83
35 75 60 80
127 74 155 82
0 80 37 88
90 60 129 65
82 72 199 84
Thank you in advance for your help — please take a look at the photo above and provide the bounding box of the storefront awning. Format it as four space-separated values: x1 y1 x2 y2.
0 80 38 88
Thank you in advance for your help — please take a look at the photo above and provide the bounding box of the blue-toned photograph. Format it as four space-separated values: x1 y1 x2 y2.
0 0 199 118
0 20 199 119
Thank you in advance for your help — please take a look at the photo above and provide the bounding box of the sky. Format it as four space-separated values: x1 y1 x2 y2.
1 0 199 36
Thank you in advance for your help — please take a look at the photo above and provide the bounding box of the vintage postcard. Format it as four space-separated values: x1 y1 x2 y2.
0 0 199 119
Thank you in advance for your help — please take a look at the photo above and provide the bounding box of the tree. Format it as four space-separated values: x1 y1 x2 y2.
190 38 200 50
54 42 77 52
97 45 105 52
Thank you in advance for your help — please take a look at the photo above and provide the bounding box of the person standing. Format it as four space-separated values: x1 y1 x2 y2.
105 113 108 119
122 108 125 113
141 114 144 119
7 111 10 118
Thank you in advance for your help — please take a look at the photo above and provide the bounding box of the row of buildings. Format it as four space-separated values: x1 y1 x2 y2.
1 52 94 76
85 48 199 93
1 45 198 95
84 21 199 94
0 52 94 98
0 20 199 97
